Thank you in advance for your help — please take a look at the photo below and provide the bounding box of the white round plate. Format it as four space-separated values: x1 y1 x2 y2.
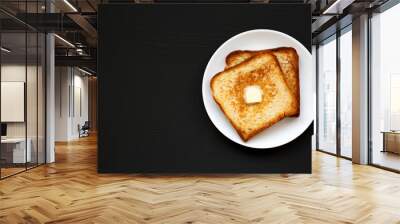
202 29 314 149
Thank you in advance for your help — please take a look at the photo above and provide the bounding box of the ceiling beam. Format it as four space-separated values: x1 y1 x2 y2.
55 55 96 71
67 13 97 39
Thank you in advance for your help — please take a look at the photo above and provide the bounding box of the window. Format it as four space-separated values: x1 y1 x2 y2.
339 28 352 158
389 74 400 130
317 26 353 159
370 3 400 171
317 36 337 154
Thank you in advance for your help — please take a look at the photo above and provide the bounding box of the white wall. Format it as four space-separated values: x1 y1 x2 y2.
55 67 70 141
1 64 46 164
1 65 41 137
312 45 317 150
72 73 89 138
55 67 89 141
1 65 27 140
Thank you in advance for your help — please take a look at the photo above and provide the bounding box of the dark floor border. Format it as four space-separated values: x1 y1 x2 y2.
317 149 400 174
316 149 352 161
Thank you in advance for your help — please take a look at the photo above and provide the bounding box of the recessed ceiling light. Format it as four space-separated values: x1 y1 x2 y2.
54 34 75 48
78 67 93 76
63 0 78 12
322 0 354 15
1 47 11 53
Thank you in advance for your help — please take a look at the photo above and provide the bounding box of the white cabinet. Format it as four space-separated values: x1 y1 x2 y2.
1 138 32 163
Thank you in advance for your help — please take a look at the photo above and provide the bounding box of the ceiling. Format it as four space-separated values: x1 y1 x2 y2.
0 0 392 73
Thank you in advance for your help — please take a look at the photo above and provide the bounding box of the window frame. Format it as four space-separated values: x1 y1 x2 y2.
367 0 400 173
315 24 353 161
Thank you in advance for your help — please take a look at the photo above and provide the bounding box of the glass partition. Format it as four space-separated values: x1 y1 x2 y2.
0 1 46 179
38 32 45 165
0 31 28 177
27 30 38 169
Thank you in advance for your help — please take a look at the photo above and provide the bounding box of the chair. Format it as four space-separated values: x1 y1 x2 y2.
78 121 90 138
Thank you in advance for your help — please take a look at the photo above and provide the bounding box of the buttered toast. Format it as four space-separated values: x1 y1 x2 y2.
225 47 300 117
210 52 297 141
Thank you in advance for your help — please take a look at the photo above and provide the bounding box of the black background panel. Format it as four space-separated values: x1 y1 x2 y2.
98 3 312 173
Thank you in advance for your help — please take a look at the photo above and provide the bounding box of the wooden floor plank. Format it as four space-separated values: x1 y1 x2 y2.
0 135 400 223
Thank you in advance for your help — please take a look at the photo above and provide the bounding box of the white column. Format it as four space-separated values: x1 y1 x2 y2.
352 14 369 164
46 32 55 163
45 0 56 163
55 67 74 141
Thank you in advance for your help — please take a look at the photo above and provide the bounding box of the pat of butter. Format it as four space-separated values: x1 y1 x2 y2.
244 85 262 104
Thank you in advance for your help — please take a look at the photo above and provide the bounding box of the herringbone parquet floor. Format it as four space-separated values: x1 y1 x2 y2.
1 135 400 224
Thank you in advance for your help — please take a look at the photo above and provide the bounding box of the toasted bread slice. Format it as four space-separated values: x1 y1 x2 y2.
210 52 297 141
225 47 300 117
